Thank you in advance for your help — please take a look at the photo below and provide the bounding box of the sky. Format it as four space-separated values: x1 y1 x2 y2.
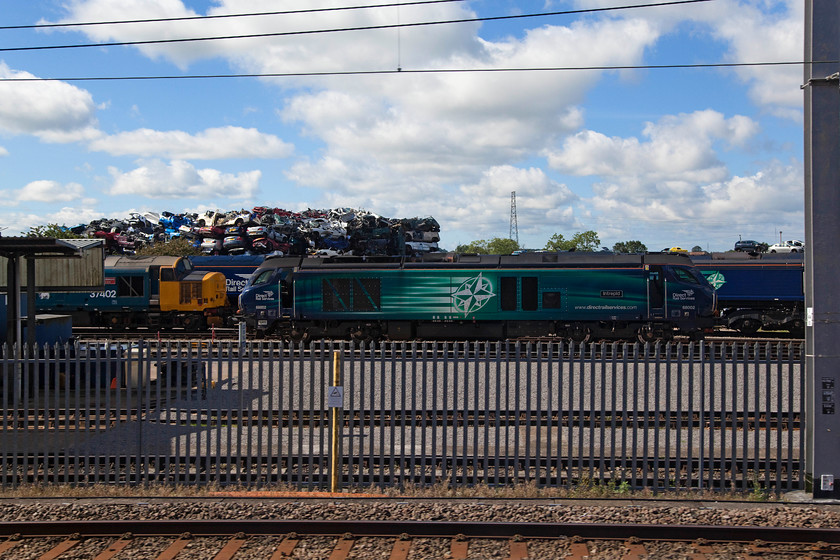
0 0 805 252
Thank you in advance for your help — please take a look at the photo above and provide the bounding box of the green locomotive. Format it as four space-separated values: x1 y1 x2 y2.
237 251 716 342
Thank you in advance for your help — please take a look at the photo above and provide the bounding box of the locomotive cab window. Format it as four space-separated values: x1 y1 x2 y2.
173 258 190 280
250 269 274 286
670 267 702 284
117 275 144 297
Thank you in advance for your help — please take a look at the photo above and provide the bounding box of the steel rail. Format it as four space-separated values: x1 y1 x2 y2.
0 519 838 543
10 408 802 430
66 336 805 362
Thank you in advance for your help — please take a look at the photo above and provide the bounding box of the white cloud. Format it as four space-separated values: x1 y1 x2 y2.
0 145 7 157
572 0 803 117
700 163 803 221
546 110 759 187
2 207 106 236
88 126 294 159
59 0 657 177
707 0 803 113
276 15 658 198
45 0 212 69
0 62 100 142
541 109 797 247
17 180 84 203
446 165 579 239
108 159 261 199
587 161 802 248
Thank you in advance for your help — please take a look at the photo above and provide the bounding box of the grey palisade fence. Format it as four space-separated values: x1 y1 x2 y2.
0 339 804 493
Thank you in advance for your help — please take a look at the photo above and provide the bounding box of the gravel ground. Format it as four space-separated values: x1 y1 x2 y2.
1 494 839 528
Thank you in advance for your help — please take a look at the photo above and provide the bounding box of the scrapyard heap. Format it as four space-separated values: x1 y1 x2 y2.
67 207 441 257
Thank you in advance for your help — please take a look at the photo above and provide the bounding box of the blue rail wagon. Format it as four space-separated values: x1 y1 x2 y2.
690 252 804 335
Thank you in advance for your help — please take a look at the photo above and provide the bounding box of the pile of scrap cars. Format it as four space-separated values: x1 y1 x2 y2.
65 207 442 257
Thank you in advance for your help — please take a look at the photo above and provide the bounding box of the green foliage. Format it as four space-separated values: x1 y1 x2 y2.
455 237 520 254
25 224 82 239
544 230 601 252
691 245 703 252
544 233 573 251
612 240 648 254
136 237 202 257
749 474 769 501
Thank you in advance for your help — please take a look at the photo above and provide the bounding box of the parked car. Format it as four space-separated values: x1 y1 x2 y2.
195 210 221 227
734 239 767 252
767 240 805 253
667 247 688 254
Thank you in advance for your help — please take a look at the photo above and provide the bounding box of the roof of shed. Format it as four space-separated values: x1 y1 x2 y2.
0 237 103 258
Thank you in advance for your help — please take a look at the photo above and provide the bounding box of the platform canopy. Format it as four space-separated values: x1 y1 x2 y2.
0 237 102 257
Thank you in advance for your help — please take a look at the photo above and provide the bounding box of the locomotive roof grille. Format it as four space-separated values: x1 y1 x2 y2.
252 252 695 273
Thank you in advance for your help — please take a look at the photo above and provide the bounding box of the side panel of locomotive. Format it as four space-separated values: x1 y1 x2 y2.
291 265 651 340
190 255 266 299
35 268 152 326
292 266 650 321
37 255 230 330
282 253 714 341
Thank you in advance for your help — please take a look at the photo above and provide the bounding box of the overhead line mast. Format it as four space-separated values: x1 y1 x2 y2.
510 191 519 246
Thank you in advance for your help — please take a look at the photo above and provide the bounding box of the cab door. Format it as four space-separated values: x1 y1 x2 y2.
647 266 665 319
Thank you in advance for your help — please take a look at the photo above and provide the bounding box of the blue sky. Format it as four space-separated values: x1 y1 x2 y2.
0 0 804 251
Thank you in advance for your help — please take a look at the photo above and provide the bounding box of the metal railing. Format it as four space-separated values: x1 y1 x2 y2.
0 339 804 493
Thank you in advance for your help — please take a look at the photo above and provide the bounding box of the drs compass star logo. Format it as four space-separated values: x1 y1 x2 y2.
452 273 496 316
704 271 727 290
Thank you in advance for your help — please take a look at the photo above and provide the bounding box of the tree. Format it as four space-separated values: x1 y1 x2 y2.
455 237 520 254
136 237 203 257
691 245 703 253
544 233 572 251
570 231 601 251
455 240 488 253
544 230 601 252
613 240 648 254
25 224 82 239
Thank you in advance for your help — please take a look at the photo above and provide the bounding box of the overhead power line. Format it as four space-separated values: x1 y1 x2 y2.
0 60 817 83
0 0 712 53
0 0 468 31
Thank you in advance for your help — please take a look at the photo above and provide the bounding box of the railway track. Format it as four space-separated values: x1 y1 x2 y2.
73 325 803 342
9 408 803 432
68 332 805 361
1 519 838 559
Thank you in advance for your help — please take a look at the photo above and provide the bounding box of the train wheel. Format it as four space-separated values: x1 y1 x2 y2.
787 320 804 338
289 327 309 344
182 315 202 332
736 318 760 335
568 323 591 344
368 325 382 344
349 325 368 344
688 329 706 342
637 326 656 344
106 314 125 331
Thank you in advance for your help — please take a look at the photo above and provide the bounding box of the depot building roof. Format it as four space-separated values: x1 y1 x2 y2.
0 237 104 258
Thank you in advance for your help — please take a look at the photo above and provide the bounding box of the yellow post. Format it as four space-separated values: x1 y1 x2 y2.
330 350 341 493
